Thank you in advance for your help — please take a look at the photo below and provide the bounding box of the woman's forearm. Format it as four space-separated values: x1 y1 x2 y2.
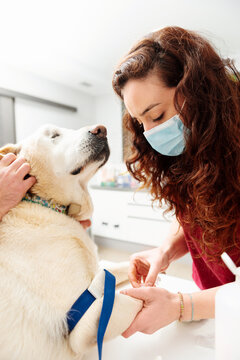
161 219 219 321
181 286 220 321
161 218 189 264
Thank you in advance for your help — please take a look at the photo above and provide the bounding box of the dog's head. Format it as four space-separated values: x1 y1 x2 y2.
0 124 110 220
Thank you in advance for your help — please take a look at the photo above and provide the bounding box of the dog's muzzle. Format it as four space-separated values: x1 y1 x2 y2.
88 125 110 165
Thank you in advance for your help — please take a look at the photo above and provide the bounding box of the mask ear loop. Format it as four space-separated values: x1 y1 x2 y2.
179 98 191 136
179 99 186 115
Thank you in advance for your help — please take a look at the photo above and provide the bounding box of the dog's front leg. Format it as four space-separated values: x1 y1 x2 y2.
99 260 130 286
68 292 142 356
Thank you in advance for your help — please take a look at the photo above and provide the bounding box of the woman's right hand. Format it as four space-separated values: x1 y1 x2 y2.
128 247 170 288
0 153 36 220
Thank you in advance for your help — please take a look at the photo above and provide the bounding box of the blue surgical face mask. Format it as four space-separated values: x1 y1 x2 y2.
143 111 187 156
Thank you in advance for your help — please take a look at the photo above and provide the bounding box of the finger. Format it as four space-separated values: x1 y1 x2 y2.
145 265 159 286
122 311 145 338
22 176 36 192
128 262 142 288
120 287 148 301
122 321 138 338
10 157 27 171
16 163 31 179
137 259 150 273
0 153 17 166
129 257 150 284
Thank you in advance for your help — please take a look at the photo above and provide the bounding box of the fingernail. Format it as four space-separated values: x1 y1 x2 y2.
145 282 153 286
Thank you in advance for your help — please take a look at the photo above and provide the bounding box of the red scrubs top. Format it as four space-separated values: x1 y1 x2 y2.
182 221 238 289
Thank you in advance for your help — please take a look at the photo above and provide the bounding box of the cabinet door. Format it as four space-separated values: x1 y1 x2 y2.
91 217 127 241
126 217 172 247
126 191 175 246
127 191 174 221
90 189 128 240
90 188 175 245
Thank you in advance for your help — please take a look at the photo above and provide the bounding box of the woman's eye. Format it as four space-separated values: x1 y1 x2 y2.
153 113 164 122
51 133 60 139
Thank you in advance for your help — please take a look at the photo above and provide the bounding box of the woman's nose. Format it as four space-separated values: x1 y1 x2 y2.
143 123 157 132
89 125 107 138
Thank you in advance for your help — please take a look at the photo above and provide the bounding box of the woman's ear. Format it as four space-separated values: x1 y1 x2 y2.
0 144 21 159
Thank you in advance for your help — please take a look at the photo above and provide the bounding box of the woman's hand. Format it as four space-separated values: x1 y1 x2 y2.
121 286 179 337
129 247 170 287
0 154 36 220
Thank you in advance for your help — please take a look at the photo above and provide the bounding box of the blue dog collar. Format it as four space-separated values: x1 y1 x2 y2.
67 269 116 360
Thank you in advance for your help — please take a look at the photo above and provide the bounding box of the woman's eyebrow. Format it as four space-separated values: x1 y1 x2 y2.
140 102 161 116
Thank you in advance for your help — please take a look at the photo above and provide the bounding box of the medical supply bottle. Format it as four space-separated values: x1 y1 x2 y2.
215 252 240 360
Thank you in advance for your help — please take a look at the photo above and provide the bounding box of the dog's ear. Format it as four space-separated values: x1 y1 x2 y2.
68 186 93 221
0 144 21 159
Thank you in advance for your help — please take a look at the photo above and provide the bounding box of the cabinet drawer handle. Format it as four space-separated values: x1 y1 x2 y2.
114 224 120 228
102 222 108 226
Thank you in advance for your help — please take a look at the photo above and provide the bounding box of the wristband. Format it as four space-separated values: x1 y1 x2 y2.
188 293 194 321
177 291 184 321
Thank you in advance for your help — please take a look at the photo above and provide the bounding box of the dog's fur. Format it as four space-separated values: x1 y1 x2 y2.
0 124 142 360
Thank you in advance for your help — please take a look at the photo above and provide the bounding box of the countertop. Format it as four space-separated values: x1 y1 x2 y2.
84 274 215 360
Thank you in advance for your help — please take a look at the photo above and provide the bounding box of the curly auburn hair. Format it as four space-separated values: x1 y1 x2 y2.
112 26 240 261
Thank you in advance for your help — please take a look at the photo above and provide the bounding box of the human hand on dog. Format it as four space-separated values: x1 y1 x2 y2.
0 153 36 220
128 247 170 288
120 287 179 337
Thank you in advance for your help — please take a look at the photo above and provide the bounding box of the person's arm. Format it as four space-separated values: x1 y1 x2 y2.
165 221 218 320
181 285 219 321
121 284 220 337
128 218 189 287
160 217 189 263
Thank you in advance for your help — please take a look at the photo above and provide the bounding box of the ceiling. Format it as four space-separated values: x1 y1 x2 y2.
0 0 239 95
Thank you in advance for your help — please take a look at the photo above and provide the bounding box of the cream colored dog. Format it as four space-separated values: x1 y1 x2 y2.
0 124 142 360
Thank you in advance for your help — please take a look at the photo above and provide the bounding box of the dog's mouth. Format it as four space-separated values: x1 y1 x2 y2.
70 138 110 176
91 140 110 168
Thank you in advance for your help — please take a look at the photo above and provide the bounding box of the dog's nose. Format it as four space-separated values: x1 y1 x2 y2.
89 125 107 138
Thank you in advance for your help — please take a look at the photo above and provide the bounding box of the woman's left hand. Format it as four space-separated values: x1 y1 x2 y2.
120 287 179 337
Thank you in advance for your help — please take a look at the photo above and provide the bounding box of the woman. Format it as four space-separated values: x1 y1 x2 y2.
112 26 240 337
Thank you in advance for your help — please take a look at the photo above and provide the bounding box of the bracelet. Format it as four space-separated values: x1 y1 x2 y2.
177 292 184 321
188 293 194 321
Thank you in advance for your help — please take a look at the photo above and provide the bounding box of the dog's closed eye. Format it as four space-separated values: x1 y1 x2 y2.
71 166 83 175
51 133 60 139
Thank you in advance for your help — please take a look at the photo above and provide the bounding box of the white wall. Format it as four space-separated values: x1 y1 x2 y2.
233 54 240 71
0 62 124 162
14 99 90 142
0 62 96 141
94 93 123 164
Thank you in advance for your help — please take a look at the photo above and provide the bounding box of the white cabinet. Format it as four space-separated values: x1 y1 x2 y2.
90 189 128 241
126 217 172 247
90 188 175 247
